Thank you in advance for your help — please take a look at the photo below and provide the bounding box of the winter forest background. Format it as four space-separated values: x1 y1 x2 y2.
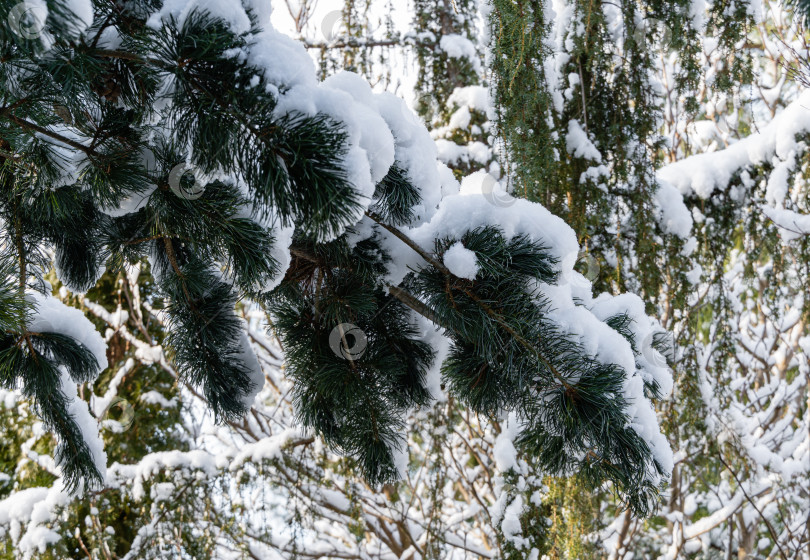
0 0 808 558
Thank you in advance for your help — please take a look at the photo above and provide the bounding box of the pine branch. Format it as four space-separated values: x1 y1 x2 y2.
0 111 94 156
386 285 440 325
366 210 573 390
366 210 451 275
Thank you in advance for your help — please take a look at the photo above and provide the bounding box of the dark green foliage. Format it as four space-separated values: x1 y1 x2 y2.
0 0 341 487
152 239 259 422
0 0 363 486
154 10 360 237
0 265 26 331
371 164 422 226
415 231 557 412
0 0 88 52
0 326 102 492
0 263 198 557
273 233 434 484
0 156 105 492
37 187 107 291
607 312 668 399
409 227 666 515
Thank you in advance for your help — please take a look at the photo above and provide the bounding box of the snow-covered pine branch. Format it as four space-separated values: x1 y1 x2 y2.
0 0 672 519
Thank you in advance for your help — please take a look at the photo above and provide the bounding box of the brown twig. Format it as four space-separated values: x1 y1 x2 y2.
717 453 788 560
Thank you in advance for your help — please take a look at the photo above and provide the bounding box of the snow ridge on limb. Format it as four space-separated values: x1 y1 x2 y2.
658 90 810 199
654 89 810 245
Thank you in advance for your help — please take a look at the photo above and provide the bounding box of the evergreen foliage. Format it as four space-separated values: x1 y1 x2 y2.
0 0 672 516
0 1 807 557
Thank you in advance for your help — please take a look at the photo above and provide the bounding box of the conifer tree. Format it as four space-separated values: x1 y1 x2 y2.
0 0 673 515
412 0 493 178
